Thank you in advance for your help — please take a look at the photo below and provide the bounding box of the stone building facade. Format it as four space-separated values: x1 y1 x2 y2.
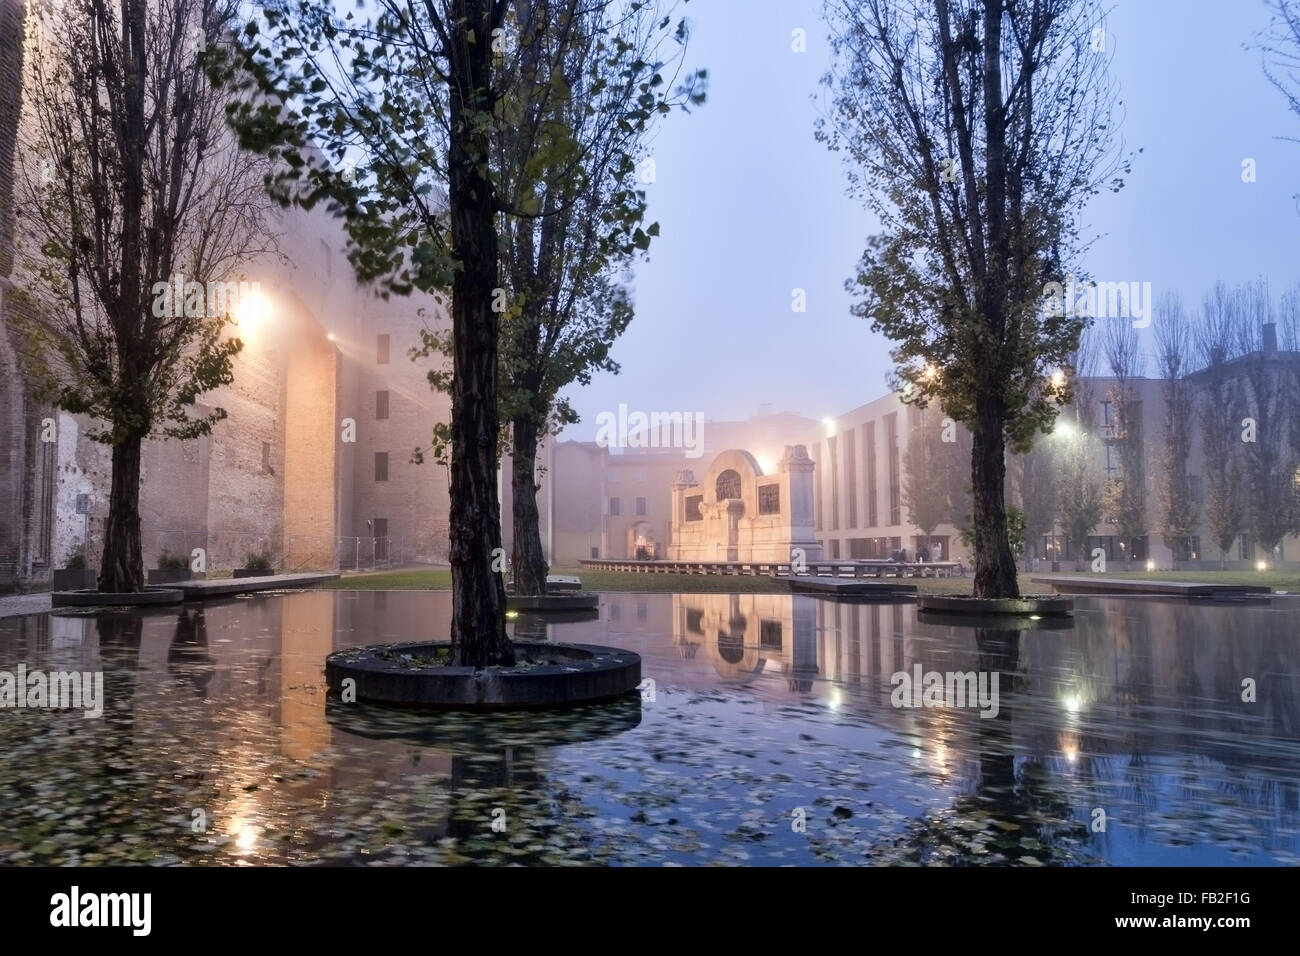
667 446 821 563
0 0 451 591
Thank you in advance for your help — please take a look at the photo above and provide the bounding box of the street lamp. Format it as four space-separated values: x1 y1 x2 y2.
234 287 271 338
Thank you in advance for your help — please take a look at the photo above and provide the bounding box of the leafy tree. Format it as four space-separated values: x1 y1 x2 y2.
1005 505 1026 559
216 0 700 661
903 407 951 553
14 0 277 592
467 0 701 596
217 0 527 665
819 0 1131 598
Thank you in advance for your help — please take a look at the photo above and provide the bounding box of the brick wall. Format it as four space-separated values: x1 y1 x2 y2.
0 0 27 588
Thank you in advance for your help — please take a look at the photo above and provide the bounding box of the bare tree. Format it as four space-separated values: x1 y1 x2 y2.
1260 0 1300 212
1197 281 1245 568
1153 294 1197 568
1234 279 1294 562
1016 441 1059 570
1057 326 1103 569
1101 319 1144 568
14 0 277 592
1280 285 1300 534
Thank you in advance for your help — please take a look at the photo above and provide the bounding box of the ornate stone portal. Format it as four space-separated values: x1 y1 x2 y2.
668 447 824 563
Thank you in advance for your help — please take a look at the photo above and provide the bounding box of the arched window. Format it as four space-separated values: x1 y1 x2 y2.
717 629 745 664
715 469 742 500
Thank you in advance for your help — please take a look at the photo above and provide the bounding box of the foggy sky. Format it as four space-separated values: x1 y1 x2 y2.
563 0 1300 441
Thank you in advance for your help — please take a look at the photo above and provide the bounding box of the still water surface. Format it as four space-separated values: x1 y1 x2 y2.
0 590 1296 865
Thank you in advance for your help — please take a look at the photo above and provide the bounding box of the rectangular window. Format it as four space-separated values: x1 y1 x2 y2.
609 497 621 516
1239 535 1254 561
1101 401 1120 441
375 390 389 420
634 497 646 516
828 434 839 531
885 413 901 525
1105 443 1119 477
829 539 840 559
34 439 55 563
1189 474 1203 508
759 620 783 650
864 422 878 528
590 546 599 559
376 334 390 364
374 452 389 482
685 495 703 522
262 441 271 474
844 428 857 528
1086 535 1116 561
758 484 780 515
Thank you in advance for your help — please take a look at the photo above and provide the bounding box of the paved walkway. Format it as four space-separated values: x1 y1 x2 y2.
0 593 53 619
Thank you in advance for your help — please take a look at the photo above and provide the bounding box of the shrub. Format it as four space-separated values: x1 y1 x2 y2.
63 545 87 571
243 550 274 572
156 550 188 571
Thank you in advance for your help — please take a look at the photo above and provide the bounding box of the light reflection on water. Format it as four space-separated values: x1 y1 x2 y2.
0 590 1296 866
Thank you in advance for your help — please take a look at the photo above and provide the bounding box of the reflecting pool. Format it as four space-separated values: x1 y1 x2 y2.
1 590 1297 865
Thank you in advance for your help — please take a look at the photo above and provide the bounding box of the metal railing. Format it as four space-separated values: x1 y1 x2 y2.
140 529 450 574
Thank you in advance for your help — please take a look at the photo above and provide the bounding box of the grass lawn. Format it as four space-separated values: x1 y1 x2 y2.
1031 568 1299 591
323 568 452 590
321 565 1299 595
323 566 1046 595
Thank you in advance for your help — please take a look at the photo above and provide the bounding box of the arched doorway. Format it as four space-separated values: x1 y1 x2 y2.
627 520 657 560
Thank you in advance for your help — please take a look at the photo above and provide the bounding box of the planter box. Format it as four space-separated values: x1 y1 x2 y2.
233 568 276 579
147 568 192 585
52 568 97 590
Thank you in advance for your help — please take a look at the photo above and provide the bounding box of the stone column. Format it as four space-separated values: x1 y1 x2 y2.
780 445 823 562
724 498 744 562
667 469 697 560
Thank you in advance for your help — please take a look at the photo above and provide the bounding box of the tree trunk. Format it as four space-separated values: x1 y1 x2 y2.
99 433 145 592
970 396 1019 599
445 0 514 668
511 413 549 597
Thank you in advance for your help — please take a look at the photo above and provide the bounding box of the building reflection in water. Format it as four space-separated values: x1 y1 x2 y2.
1 589 1297 864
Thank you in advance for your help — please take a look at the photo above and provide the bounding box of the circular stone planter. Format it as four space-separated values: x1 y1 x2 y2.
325 640 641 710
916 594 1074 617
505 592 599 612
51 586 184 607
